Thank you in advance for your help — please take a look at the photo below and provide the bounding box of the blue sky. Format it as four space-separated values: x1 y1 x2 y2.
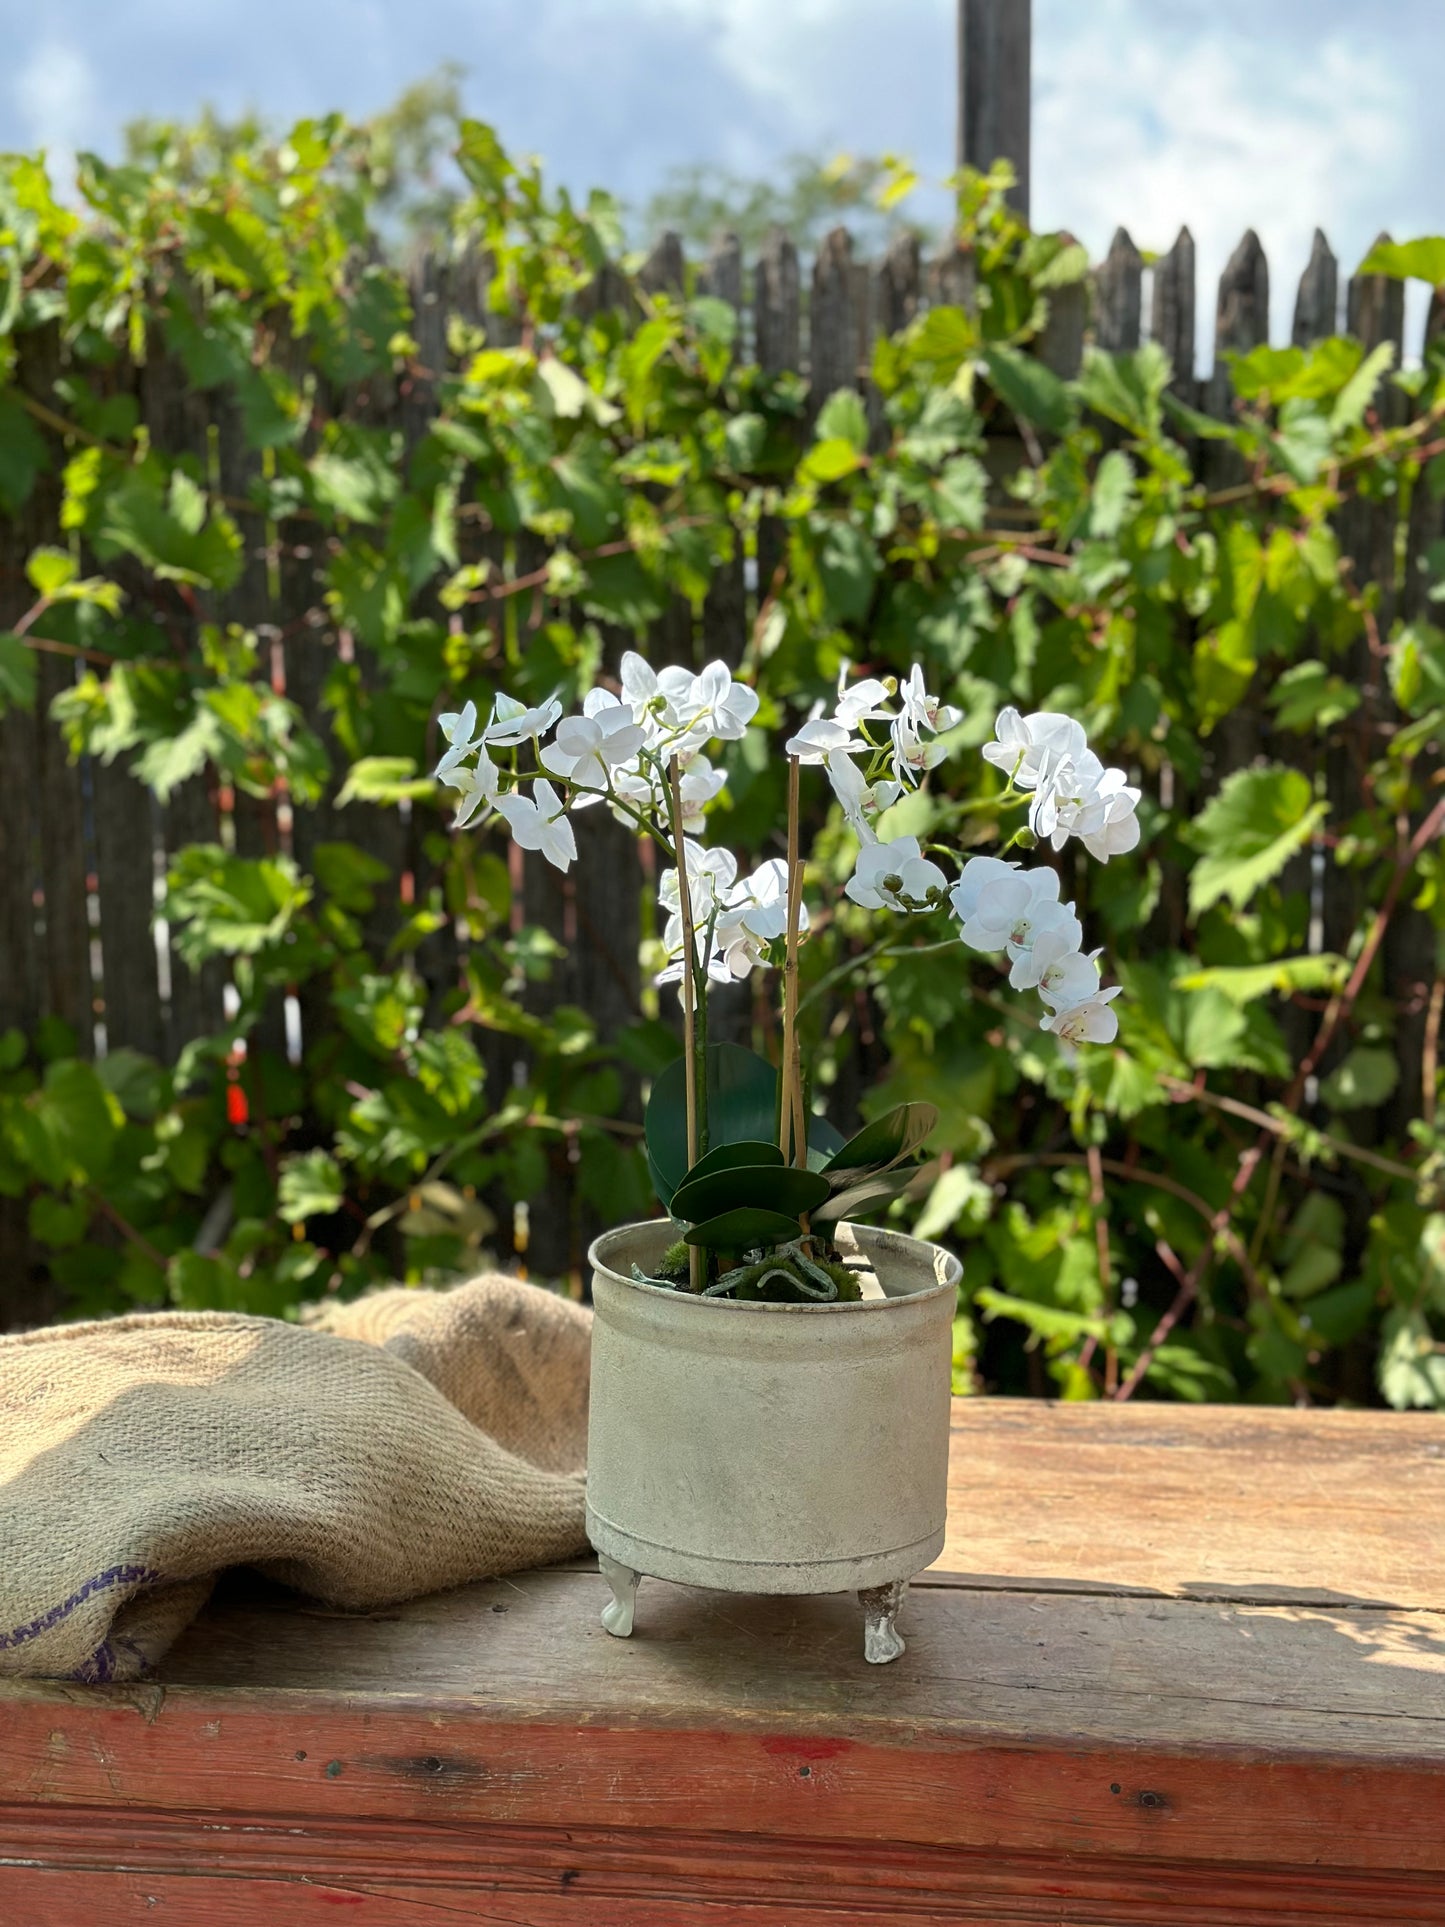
3 0 1439 363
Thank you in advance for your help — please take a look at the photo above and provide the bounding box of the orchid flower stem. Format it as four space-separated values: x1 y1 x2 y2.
780 756 805 1168
953 787 1028 818
667 756 704 1293
795 933 965 1022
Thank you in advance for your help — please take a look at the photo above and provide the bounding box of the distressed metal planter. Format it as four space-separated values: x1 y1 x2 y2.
586 1219 960 1663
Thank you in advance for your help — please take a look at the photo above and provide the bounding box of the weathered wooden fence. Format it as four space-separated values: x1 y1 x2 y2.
1 218 1440 1308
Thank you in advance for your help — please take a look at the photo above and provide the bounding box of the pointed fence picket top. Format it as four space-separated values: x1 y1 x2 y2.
698 231 744 318
1348 231 1408 427
1094 227 1143 354
928 240 978 315
754 228 802 605
754 227 801 377
639 230 686 298
1208 228 1270 419
1038 232 1087 378
1151 226 1197 396
1292 229 1339 347
875 231 922 339
699 236 749 670
810 226 865 405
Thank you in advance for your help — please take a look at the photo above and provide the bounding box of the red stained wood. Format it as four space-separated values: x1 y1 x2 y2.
2 1400 1444 1924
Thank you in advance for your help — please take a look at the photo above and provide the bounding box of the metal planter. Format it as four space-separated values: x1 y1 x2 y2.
585 1219 960 1662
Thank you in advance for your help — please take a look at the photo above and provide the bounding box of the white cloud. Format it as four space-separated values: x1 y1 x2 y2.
9 38 101 190
1034 0 1416 367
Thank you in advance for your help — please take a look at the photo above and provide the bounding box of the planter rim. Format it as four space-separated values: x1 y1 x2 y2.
588 1218 961 1315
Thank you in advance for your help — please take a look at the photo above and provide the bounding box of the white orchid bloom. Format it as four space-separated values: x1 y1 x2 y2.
1033 932 1102 1010
679 660 760 742
1006 900 1085 989
675 754 727 831
948 855 1021 924
982 708 1089 791
824 752 899 844
898 663 961 736
446 749 501 828
619 652 667 728
541 707 647 792
888 713 949 788
959 868 1077 959
1079 769 1143 863
483 691 564 748
610 754 725 834
1029 749 1108 850
1040 987 1123 1047
656 924 732 988
786 717 864 764
494 779 577 872
845 836 948 913
833 670 895 729
711 859 802 979
659 842 739 925
435 699 484 779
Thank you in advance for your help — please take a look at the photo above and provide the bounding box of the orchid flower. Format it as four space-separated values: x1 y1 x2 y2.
494 780 576 871
1040 988 1123 1046
541 706 647 793
846 837 948 913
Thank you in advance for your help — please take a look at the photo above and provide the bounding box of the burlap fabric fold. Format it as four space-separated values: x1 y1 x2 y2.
0 1275 591 1682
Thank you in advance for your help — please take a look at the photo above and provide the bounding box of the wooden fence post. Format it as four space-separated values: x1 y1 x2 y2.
1293 230 1339 346
1151 226 1197 397
1094 228 1142 354
957 0 1032 218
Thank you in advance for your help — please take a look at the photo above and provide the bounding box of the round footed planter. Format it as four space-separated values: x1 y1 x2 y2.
585 1219 961 1664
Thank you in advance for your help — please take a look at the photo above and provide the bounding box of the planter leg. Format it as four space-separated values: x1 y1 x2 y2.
858 1578 909 1664
598 1553 641 1639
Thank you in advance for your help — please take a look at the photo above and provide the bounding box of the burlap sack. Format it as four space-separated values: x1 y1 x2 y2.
0 1275 591 1683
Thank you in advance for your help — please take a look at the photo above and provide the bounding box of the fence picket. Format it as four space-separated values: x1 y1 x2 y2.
1292 230 1339 346
1094 227 1142 353
1151 226 1196 395
34 650 94 1051
698 231 743 317
1038 233 1086 378
91 766 165 1060
754 228 801 375
928 241 977 314
811 226 862 406
875 232 921 338
1208 228 1269 420
755 230 802 604
639 231 685 297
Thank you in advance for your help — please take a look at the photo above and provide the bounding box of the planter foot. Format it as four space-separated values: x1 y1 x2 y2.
859 1578 909 1664
598 1553 641 1638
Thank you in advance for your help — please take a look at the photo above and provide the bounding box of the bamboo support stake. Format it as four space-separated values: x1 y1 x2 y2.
669 758 703 1293
780 757 807 1169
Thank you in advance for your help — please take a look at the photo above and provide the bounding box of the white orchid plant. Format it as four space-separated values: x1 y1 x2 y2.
436 656 1143 1300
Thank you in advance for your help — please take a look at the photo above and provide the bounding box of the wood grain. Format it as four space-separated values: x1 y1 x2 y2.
2 1404 1443 1922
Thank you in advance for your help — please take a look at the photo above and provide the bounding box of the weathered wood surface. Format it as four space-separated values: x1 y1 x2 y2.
3 1402 1443 1924
957 0 1032 217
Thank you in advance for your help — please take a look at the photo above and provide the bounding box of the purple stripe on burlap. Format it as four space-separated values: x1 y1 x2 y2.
1 1563 161 1651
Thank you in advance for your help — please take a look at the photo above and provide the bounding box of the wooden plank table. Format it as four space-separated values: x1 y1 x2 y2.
3 1400 1444 1924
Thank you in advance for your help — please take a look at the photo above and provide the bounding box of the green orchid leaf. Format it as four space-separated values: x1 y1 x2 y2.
682 1207 802 1251
671 1163 829 1227
807 1114 848 1162
822 1102 939 1183
645 1042 779 1207
813 1165 924 1223
681 1139 784 1184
